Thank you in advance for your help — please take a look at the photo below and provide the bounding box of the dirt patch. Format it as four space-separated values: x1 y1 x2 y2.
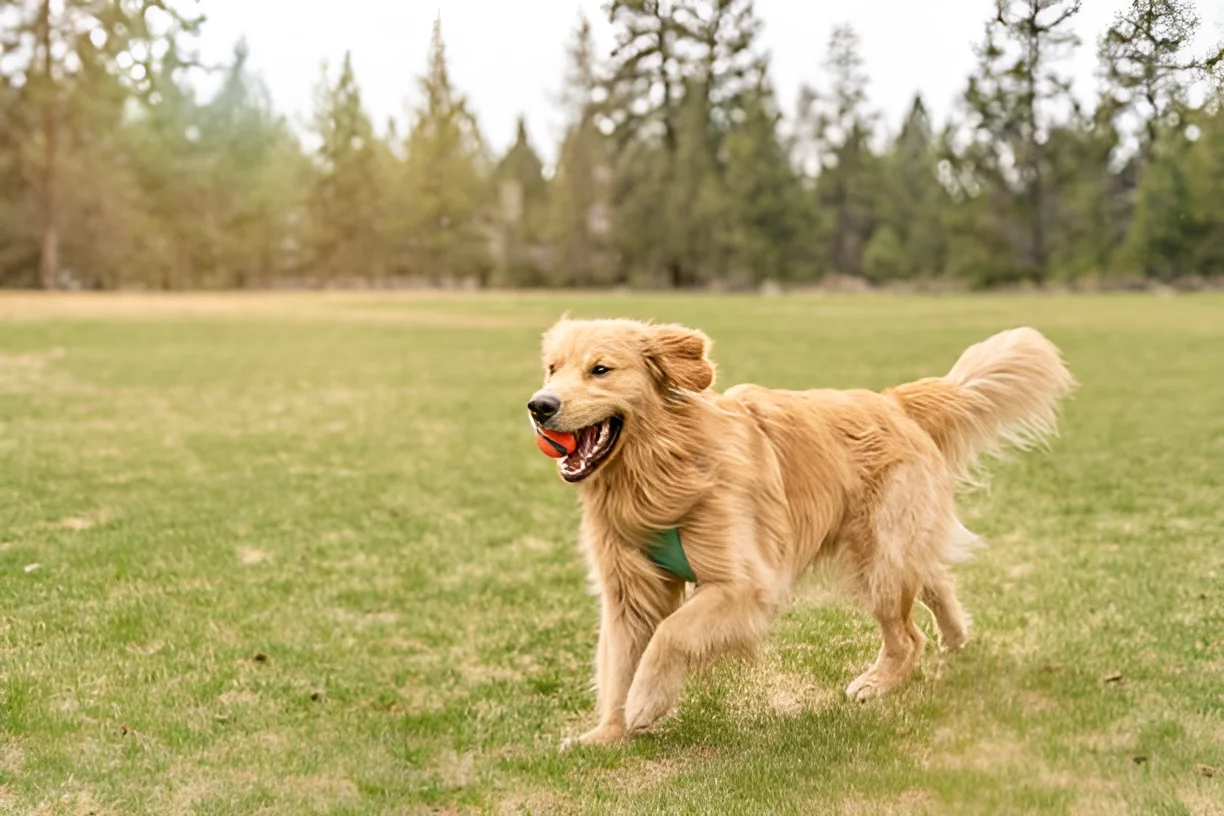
32 790 118 816
726 650 837 719
236 546 271 566
1180 786 1224 816
284 776 361 808
518 536 558 553
841 788 940 816
1068 793 1132 816
928 734 1033 773
0 349 75 396
930 730 1119 806
329 608 402 630
612 757 686 796
0 745 22 775
217 689 260 706
125 640 166 657
44 511 109 532
496 791 571 815
0 292 539 329
0 292 330 319
429 750 475 790
607 746 718 797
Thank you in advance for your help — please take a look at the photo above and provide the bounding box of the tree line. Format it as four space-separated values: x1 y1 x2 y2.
1 0 1221 290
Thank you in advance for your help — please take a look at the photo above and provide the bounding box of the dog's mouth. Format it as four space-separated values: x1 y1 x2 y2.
556 416 623 483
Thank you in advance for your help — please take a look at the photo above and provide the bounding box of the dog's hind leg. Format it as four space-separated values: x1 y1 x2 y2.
846 575 927 702
920 566 970 653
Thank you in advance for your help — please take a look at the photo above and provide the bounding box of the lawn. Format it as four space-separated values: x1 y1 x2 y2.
1 292 1221 815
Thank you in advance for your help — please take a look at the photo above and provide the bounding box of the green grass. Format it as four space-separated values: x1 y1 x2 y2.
1 292 1222 815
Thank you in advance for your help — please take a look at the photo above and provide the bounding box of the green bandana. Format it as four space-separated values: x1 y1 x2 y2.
649 528 697 584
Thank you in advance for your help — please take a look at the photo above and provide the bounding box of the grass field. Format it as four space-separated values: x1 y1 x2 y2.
1 292 1222 815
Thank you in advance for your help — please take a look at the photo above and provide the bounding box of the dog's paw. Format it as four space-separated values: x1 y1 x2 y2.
624 672 683 733
560 724 624 750
845 669 898 702
624 689 673 733
624 639 687 733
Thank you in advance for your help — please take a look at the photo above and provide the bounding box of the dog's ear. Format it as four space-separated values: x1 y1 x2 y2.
644 324 716 392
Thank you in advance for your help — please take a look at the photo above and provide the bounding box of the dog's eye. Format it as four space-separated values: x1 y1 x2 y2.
590 365 612 377
547 364 556 376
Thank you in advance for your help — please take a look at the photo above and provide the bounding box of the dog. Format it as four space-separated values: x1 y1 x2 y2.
527 318 1075 746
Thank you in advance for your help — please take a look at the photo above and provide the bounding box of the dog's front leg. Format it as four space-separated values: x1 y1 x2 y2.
624 580 771 733
573 597 652 746
571 564 683 747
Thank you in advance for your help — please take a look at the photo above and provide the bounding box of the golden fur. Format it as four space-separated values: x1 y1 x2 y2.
533 319 1076 746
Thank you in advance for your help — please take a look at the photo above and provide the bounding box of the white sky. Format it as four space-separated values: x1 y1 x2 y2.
195 0 1224 162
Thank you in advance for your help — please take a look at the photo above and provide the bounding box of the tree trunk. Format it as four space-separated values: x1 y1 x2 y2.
39 102 60 290
667 259 683 288
37 0 60 290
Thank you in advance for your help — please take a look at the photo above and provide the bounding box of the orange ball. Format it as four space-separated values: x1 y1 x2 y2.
535 427 578 458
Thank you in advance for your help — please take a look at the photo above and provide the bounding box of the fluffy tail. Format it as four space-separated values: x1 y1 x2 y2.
886 327 1076 482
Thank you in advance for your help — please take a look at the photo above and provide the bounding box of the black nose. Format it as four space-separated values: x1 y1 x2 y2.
528 392 561 423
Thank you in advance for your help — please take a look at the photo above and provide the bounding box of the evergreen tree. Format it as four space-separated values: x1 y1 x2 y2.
307 52 388 281
1043 99 1130 280
1099 0 1224 161
604 0 770 286
602 1 684 152
198 41 311 286
867 95 948 282
1121 84 1224 279
1183 87 1224 275
963 0 1083 281
603 0 690 285
668 76 728 285
125 47 210 288
799 24 881 278
400 16 490 284
0 0 202 288
494 117 548 284
548 13 614 287
679 0 767 134
721 78 811 283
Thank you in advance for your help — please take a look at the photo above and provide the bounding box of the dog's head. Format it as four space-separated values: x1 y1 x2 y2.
528 318 715 483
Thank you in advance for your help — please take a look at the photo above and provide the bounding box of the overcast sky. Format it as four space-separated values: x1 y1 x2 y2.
195 0 1224 162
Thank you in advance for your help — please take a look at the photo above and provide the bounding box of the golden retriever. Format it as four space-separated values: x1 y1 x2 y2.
527 319 1075 746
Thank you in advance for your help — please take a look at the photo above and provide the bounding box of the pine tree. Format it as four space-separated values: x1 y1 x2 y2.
0 0 202 288
1182 86 1224 275
548 14 614 287
603 0 770 286
603 0 689 285
1099 0 1224 161
963 0 1083 281
603 1 684 152
867 95 948 282
1043 99 1129 280
399 16 490 284
680 0 767 134
1121 83 1224 279
308 52 389 281
721 78 811 283
494 117 548 284
199 41 311 286
668 77 728 285
799 24 882 278
126 47 210 288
